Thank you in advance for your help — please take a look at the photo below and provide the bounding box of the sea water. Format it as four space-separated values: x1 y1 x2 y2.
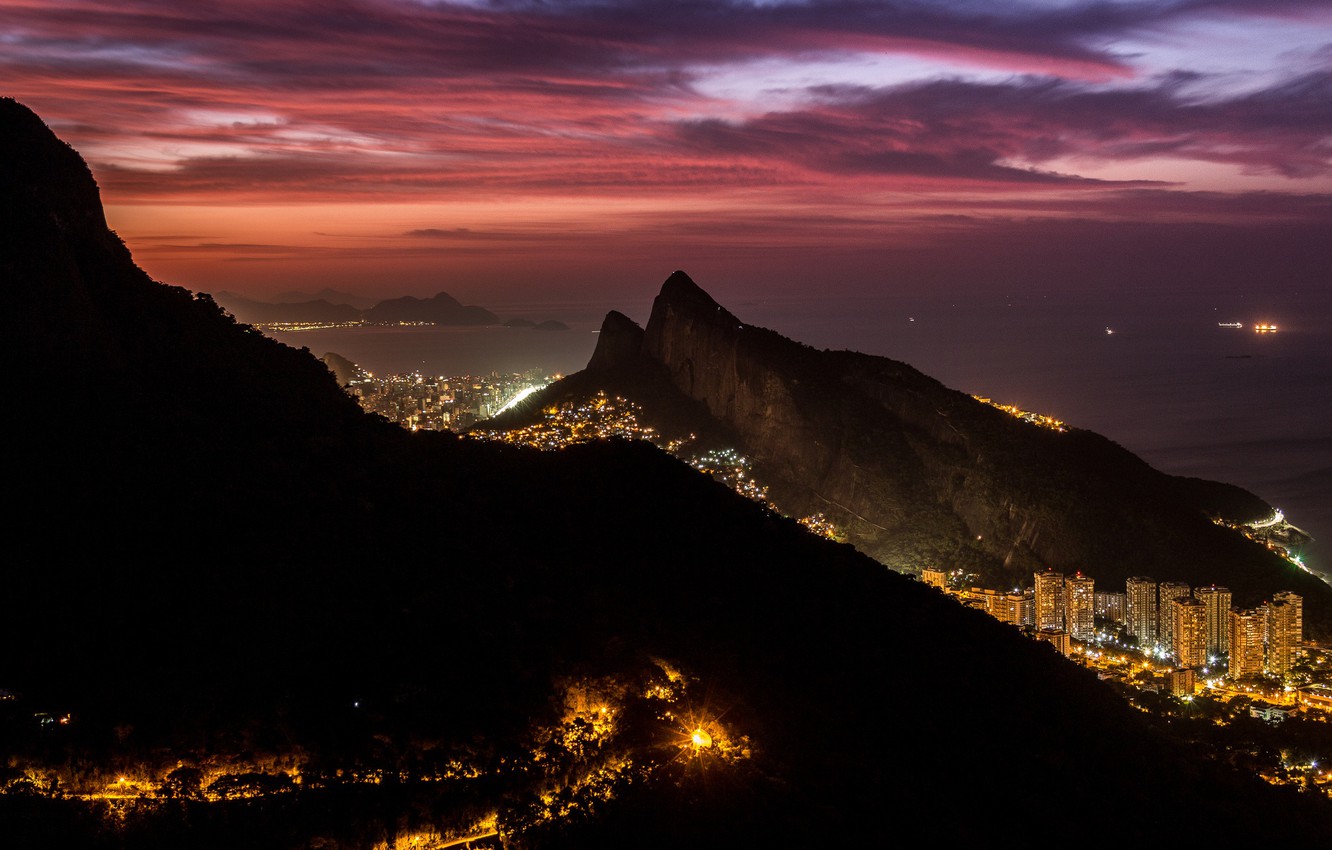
269 288 1332 578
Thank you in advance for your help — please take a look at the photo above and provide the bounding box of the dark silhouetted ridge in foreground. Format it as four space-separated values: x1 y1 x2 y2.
3 98 1330 848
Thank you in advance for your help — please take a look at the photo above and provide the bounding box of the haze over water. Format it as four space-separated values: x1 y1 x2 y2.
274 288 1332 580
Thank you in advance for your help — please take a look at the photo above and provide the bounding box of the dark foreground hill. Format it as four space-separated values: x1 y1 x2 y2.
3 97 1330 847
494 272 1331 634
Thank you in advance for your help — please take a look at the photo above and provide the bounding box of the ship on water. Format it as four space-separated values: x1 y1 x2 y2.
1218 321 1243 328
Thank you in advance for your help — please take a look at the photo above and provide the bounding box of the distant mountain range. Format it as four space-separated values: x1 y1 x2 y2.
270 287 380 310
212 288 499 325
492 271 1331 634
5 96 1331 848
211 289 567 330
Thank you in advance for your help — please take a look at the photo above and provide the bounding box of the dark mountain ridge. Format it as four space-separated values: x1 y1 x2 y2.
212 291 364 324
271 287 379 309
497 271 1331 633
213 288 500 325
212 289 572 330
4 97 1330 847
362 291 499 325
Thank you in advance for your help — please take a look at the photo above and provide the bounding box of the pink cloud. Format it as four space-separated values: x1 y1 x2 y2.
5 0 1331 296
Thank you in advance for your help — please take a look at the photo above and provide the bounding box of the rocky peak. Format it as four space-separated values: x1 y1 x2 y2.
656 269 730 315
646 269 742 343
586 310 645 373
2 98 145 370
561 270 1332 623
0 98 112 246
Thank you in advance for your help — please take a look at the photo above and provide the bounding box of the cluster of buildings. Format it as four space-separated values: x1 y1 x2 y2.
470 391 662 450
344 368 551 432
688 448 770 504
472 393 841 541
336 364 846 543
922 568 1311 690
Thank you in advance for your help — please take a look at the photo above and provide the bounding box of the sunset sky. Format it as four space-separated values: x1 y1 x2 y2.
6 0 1331 302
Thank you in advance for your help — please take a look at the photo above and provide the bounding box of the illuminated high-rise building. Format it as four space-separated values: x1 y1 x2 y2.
1034 570 1066 631
1229 608 1265 679
1125 577 1157 648
1065 573 1095 641
1194 585 1232 657
991 590 1033 627
1273 591 1303 644
1156 582 1191 655
983 589 1012 622
1171 597 1207 668
1017 590 1035 628
1094 591 1126 624
921 568 948 590
1266 592 1303 680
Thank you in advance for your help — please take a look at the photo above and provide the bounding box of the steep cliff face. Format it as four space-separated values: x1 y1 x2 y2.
581 271 1328 620
2 97 129 371
634 272 1002 564
0 97 364 431
635 272 990 569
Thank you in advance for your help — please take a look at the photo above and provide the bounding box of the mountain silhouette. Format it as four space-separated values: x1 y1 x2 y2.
495 270 1330 633
4 97 1330 847
212 291 364 323
362 291 499 325
213 288 500 325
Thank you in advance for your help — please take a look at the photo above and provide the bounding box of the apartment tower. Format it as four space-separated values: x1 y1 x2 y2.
1066 573 1096 641
1194 585 1232 657
1157 581 1191 655
1034 570 1066 632
1228 608 1266 679
1172 597 1207 668
1125 577 1157 648
1266 592 1303 680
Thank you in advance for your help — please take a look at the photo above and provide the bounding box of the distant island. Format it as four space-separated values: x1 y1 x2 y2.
212 289 566 330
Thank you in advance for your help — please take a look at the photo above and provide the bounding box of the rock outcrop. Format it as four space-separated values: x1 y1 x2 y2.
566 271 1329 625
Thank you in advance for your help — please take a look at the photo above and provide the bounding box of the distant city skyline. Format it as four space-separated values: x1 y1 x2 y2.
4 1 1331 301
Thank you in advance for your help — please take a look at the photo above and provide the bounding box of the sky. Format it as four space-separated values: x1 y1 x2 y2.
5 0 1332 303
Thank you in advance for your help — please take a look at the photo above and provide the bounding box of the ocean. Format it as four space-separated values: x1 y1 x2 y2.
268 287 1332 578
